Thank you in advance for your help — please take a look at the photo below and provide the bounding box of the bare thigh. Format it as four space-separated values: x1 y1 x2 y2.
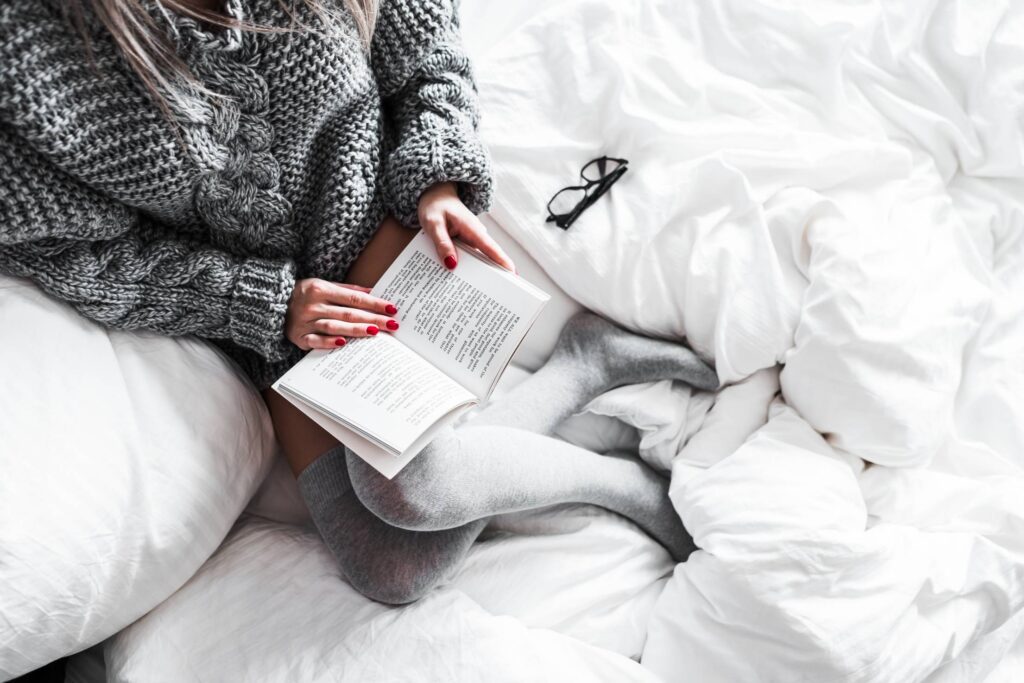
262 216 417 477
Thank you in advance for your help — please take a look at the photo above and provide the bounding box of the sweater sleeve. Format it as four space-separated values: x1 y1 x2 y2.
0 124 297 363
370 0 494 228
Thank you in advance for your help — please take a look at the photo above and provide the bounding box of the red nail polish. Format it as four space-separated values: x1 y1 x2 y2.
367 325 379 335
385 304 398 315
335 338 346 347
444 255 457 270
386 320 399 331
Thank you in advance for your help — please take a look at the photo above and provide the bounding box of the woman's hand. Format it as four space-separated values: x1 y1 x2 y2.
285 279 399 350
418 182 516 273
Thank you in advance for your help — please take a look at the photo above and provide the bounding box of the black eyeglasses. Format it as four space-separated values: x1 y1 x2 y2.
546 156 629 230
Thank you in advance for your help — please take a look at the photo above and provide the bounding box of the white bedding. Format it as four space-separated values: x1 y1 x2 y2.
105 512 666 682
0 277 279 679
472 0 1024 680
4 0 1023 680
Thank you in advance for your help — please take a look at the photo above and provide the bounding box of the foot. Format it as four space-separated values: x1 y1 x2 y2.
550 311 719 393
658 511 698 563
601 451 698 562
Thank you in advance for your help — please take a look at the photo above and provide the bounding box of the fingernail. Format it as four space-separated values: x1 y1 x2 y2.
444 255 457 270
367 325 379 335
335 338 346 347
386 320 399 331
385 304 398 315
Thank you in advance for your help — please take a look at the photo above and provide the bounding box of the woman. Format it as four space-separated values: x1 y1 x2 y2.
0 0 718 603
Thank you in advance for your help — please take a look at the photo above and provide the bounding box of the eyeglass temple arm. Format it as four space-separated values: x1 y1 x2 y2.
581 165 627 209
549 160 630 229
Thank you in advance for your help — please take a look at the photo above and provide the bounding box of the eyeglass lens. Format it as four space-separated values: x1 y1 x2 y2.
581 157 625 183
548 186 589 216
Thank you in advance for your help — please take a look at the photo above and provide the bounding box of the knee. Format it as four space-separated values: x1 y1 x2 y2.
348 437 466 531
338 554 437 605
351 478 434 531
353 474 464 532
345 567 435 605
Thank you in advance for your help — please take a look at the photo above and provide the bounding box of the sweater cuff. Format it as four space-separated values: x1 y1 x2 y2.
228 257 296 361
383 125 495 229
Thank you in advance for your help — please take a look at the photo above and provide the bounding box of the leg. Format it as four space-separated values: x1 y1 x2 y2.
348 426 696 560
297 443 486 605
470 311 719 434
264 216 485 604
348 312 716 560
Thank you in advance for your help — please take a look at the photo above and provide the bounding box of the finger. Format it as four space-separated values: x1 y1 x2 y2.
312 280 397 315
337 284 373 293
314 310 399 333
421 211 458 270
314 317 395 338
450 212 516 273
300 333 349 350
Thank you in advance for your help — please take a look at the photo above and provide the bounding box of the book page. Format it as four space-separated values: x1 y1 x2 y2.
273 333 476 454
280 394 473 479
372 231 549 398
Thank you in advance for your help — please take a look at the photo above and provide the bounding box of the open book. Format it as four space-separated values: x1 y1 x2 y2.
272 230 549 478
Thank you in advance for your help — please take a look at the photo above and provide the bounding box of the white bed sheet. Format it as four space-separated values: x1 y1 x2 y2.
105 510 668 682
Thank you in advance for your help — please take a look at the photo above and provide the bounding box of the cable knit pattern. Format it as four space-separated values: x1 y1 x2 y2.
0 0 494 389
170 0 300 259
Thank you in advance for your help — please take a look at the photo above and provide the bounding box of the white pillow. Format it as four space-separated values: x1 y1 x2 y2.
0 276 277 678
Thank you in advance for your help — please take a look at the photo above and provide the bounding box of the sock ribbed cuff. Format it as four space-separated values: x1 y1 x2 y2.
296 444 353 510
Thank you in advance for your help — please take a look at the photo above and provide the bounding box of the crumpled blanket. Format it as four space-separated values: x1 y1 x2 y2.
475 0 1024 679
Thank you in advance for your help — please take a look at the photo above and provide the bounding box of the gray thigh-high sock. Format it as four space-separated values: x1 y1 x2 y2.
469 310 719 434
297 444 487 605
347 312 718 561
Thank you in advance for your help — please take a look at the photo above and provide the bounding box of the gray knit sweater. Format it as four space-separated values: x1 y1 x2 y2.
0 0 493 389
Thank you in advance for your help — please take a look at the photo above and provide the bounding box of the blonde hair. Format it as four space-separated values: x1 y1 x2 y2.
64 0 378 134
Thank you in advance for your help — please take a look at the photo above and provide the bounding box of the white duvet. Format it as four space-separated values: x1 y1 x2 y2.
475 0 1024 680
4 0 1024 680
